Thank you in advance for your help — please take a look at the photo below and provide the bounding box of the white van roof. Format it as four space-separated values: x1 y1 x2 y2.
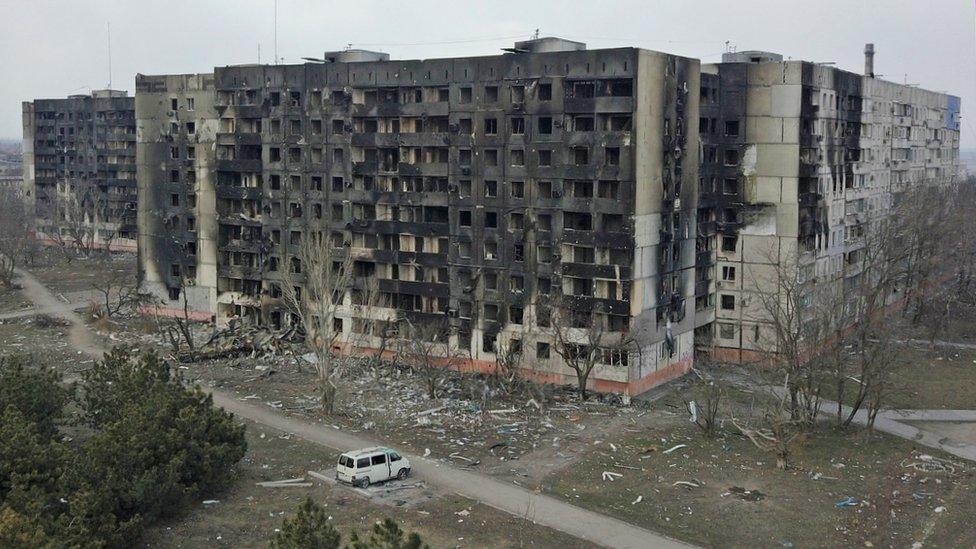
342 447 392 458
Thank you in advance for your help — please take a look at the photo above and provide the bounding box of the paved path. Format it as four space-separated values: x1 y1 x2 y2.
10 267 693 549
0 300 92 321
899 338 976 351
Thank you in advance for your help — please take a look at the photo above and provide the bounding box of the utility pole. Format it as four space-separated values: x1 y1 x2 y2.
107 22 112 89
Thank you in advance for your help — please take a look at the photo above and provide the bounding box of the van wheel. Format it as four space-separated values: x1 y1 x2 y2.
397 468 409 480
359 477 370 489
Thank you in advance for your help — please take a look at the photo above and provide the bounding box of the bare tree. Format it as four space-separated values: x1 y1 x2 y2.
549 298 633 401
686 353 724 437
0 186 30 289
747 247 844 424
841 214 908 429
399 317 466 400
732 380 805 470
278 230 353 414
89 255 139 318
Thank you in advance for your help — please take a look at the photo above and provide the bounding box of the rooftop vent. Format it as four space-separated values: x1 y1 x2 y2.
721 50 783 64
321 49 390 63
505 36 586 54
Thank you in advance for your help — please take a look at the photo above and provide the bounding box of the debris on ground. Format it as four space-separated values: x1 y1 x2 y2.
726 486 765 502
835 496 857 509
900 452 962 475
257 477 313 488
663 444 688 455
602 471 623 482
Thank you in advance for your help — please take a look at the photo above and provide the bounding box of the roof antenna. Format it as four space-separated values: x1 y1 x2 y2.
107 22 112 89
533 28 540 40
273 0 278 65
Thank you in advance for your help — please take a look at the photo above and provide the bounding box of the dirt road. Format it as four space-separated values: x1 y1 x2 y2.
11 267 692 549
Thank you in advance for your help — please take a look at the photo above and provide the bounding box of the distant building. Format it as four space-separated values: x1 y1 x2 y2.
22 90 137 251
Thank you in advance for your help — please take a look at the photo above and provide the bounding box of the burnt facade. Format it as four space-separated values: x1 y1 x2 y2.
137 39 701 397
135 73 219 319
22 90 137 251
697 50 961 361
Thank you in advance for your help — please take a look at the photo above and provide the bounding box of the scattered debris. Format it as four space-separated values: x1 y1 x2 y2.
663 444 688 455
632 495 643 505
728 486 766 502
673 481 700 489
448 453 481 467
835 496 857 509
257 477 313 488
202 500 220 505
901 452 962 475
602 471 623 482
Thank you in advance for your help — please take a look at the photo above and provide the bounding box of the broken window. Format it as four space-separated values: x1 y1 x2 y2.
722 266 736 281
270 147 281 162
510 85 525 103
511 149 524 166
723 149 739 166
459 241 472 258
573 147 589 166
538 117 553 134
536 342 550 359
509 307 523 325
725 120 740 136
510 181 524 199
170 98 178 111
537 181 552 198
598 181 619 199
459 149 472 166
508 213 525 227
331 119 344 135
721 235 737 253
511 117 525 135
538 83 552 101
484 149 498 166
484 118 497 135
186 122 195 135
459 210 472 227
484 241 498 260
572 181 592 198
459 87 472 104
537 214 552 231
485 211 498 228
459 180 472 197
484 304 499 322
485 180 497 198
459 118 473 133
538 150 552 166
723 178 738 194
605 147 620 166
485 86 499 103
719 323 735 339
538 245 552 263
574 116 594 132
602 214 624 232
484 272 498 290
564 212 592 231
437 88 449 102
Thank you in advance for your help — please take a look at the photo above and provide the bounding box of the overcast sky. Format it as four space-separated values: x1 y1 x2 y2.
2 0 974 146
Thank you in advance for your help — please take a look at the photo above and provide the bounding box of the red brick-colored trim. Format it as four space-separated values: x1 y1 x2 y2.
139 305 213 322
336 343 692 396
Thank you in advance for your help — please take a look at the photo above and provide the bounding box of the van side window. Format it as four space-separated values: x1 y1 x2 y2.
389 452 401 462
371 454 387 466
356 458 369 469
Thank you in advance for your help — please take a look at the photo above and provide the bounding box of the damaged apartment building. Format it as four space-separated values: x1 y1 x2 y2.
134 38 960 395
137 38 701 397
22 90 137 251
695 47 961 361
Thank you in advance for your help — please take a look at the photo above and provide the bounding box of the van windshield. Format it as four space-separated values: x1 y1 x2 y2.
338 455 353 468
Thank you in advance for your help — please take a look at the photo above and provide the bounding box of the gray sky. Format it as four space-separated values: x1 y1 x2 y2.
2 0 974 146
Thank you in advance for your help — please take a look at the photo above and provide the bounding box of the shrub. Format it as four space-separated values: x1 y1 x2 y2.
0 355 71 438
270 498 341 549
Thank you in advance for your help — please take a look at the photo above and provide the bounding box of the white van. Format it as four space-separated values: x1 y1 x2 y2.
336 447 411 488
